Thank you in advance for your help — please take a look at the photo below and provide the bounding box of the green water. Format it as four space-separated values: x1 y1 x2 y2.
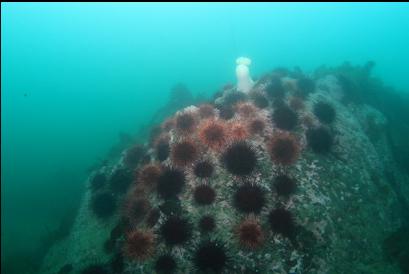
1 3 409 274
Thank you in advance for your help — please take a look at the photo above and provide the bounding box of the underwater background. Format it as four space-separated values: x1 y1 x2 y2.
1 3 409 274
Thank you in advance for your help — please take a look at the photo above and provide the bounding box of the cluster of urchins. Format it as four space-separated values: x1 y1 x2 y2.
85 72 337 274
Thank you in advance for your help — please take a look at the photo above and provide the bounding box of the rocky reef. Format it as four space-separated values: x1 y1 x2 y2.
40 63 409 274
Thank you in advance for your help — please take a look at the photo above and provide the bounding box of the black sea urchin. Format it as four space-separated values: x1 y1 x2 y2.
233 184 266 214
222 142 257 176
157 168 185 199
193 241 228 273
160 216 192 246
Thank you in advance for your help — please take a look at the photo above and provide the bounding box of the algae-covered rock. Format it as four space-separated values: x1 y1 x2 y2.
40 66 409 274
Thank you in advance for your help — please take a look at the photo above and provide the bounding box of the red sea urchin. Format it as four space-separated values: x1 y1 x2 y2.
198 104 216 119
268 132 301 165
137 164 162 187
124 230 155 261
229 121 250 141
235 102 257 119
197 119 228 151
171 140 199 167
247 118 266 135
236 216 264 249
124 197 150 226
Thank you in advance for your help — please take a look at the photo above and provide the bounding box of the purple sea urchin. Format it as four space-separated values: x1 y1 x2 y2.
313 101 336 124
193 160 214 178
268 208 295 238
233 183 266 214
193 241 228 273
272 105 298 130
193 184 216 205
155 254 177 274
222 142 257 176
160 216 192 246
157 168 185 199
274 174 297 196
199 215 216 233
124 230 155 261
171 140 199 167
